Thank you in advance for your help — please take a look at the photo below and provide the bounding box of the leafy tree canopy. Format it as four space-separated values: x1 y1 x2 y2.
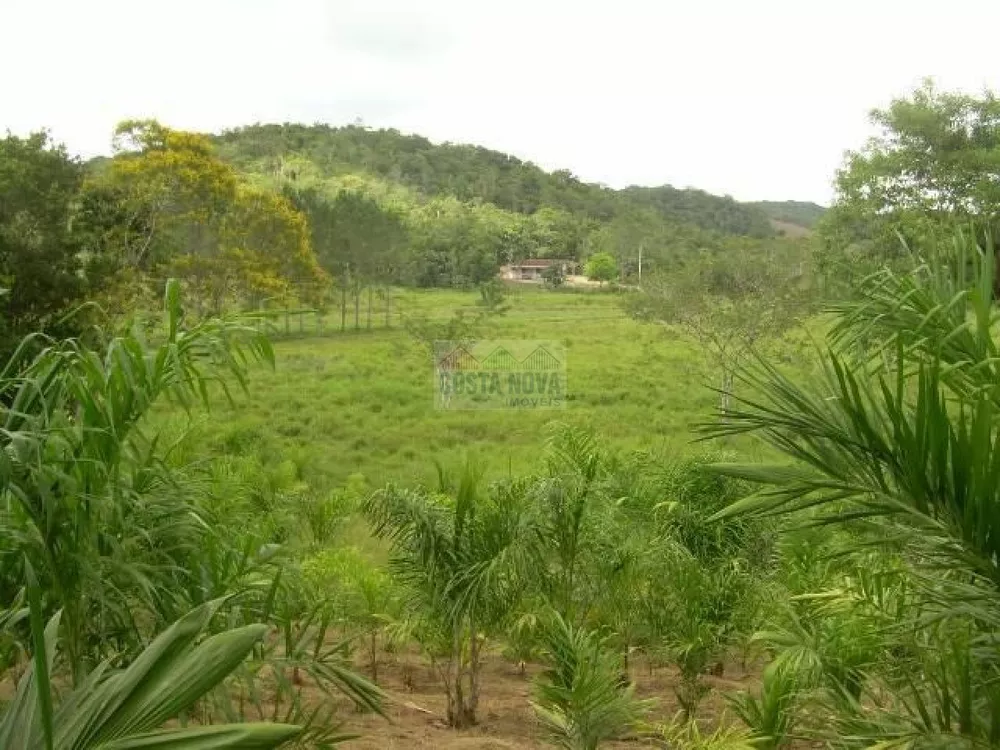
0 131 86 352
80 120 327 311
818 80 1000 282
584 252 619 283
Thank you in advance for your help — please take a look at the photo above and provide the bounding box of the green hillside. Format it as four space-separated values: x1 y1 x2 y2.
214 123 775 238
746 199 826 229
204 122 819 290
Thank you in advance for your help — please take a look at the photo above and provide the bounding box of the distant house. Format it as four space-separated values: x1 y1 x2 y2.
499 259 577 283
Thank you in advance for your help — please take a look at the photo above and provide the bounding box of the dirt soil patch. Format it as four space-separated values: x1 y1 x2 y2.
335 650 759 749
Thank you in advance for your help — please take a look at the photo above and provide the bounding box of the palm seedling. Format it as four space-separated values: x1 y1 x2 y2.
726 661 801 750
531 611 651 750
301 546 402 685
248 571 386 744
646 456 773 721
364 460 536 728
659 556 737 721
534 424 611 622
503 609 542 676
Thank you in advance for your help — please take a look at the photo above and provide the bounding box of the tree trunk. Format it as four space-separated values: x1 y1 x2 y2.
367 287 373 329
720 369 734 414
453 673 467 728
341 287 346 331
444 621 478 729
466 620 481 726
444 627 462 728
452 633 468 728
354 288 360 330
444 673 456 725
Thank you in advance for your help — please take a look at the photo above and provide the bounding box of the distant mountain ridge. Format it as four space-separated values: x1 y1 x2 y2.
214 123 810 239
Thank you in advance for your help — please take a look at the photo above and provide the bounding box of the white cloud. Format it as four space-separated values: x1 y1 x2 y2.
3 0 999 203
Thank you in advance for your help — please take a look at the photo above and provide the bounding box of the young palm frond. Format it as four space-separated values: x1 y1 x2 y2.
532 611 651 750
532 424 613 621
727 662 801 750
652 714 758 750
707 345 1000 602
829 233 1000 404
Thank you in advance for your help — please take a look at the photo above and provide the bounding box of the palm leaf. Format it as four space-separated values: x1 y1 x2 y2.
0 600 302 750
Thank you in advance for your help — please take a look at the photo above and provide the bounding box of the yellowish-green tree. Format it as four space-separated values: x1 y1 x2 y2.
80 120 327 313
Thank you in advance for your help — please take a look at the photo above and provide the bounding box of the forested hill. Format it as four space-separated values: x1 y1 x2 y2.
745 200 826 229
213 123 775 238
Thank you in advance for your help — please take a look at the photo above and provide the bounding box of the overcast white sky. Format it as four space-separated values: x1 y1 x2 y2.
3 0 998 204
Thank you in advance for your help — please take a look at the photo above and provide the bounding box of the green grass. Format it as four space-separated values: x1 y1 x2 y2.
159 287 779 502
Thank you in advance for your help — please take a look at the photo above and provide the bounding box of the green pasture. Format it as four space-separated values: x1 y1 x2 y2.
160 287 785 506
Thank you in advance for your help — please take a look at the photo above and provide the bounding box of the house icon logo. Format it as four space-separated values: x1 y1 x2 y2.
521 345 562 371
481 346 519 371
437 345 480 371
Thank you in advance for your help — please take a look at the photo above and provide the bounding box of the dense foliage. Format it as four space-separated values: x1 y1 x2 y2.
83 120 328 313
583 252 619 283
0 284 381 747
818 81 1000 290
214 123 775 236
0 133 88 352
744 200 825 230
206 125 798 290
708 233 1000 747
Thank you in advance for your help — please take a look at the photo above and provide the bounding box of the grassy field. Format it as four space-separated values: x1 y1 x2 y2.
161 286 779 504
149 285 788 744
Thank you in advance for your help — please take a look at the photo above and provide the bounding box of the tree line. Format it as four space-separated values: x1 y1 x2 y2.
218 125 817 292
1 118 816 356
